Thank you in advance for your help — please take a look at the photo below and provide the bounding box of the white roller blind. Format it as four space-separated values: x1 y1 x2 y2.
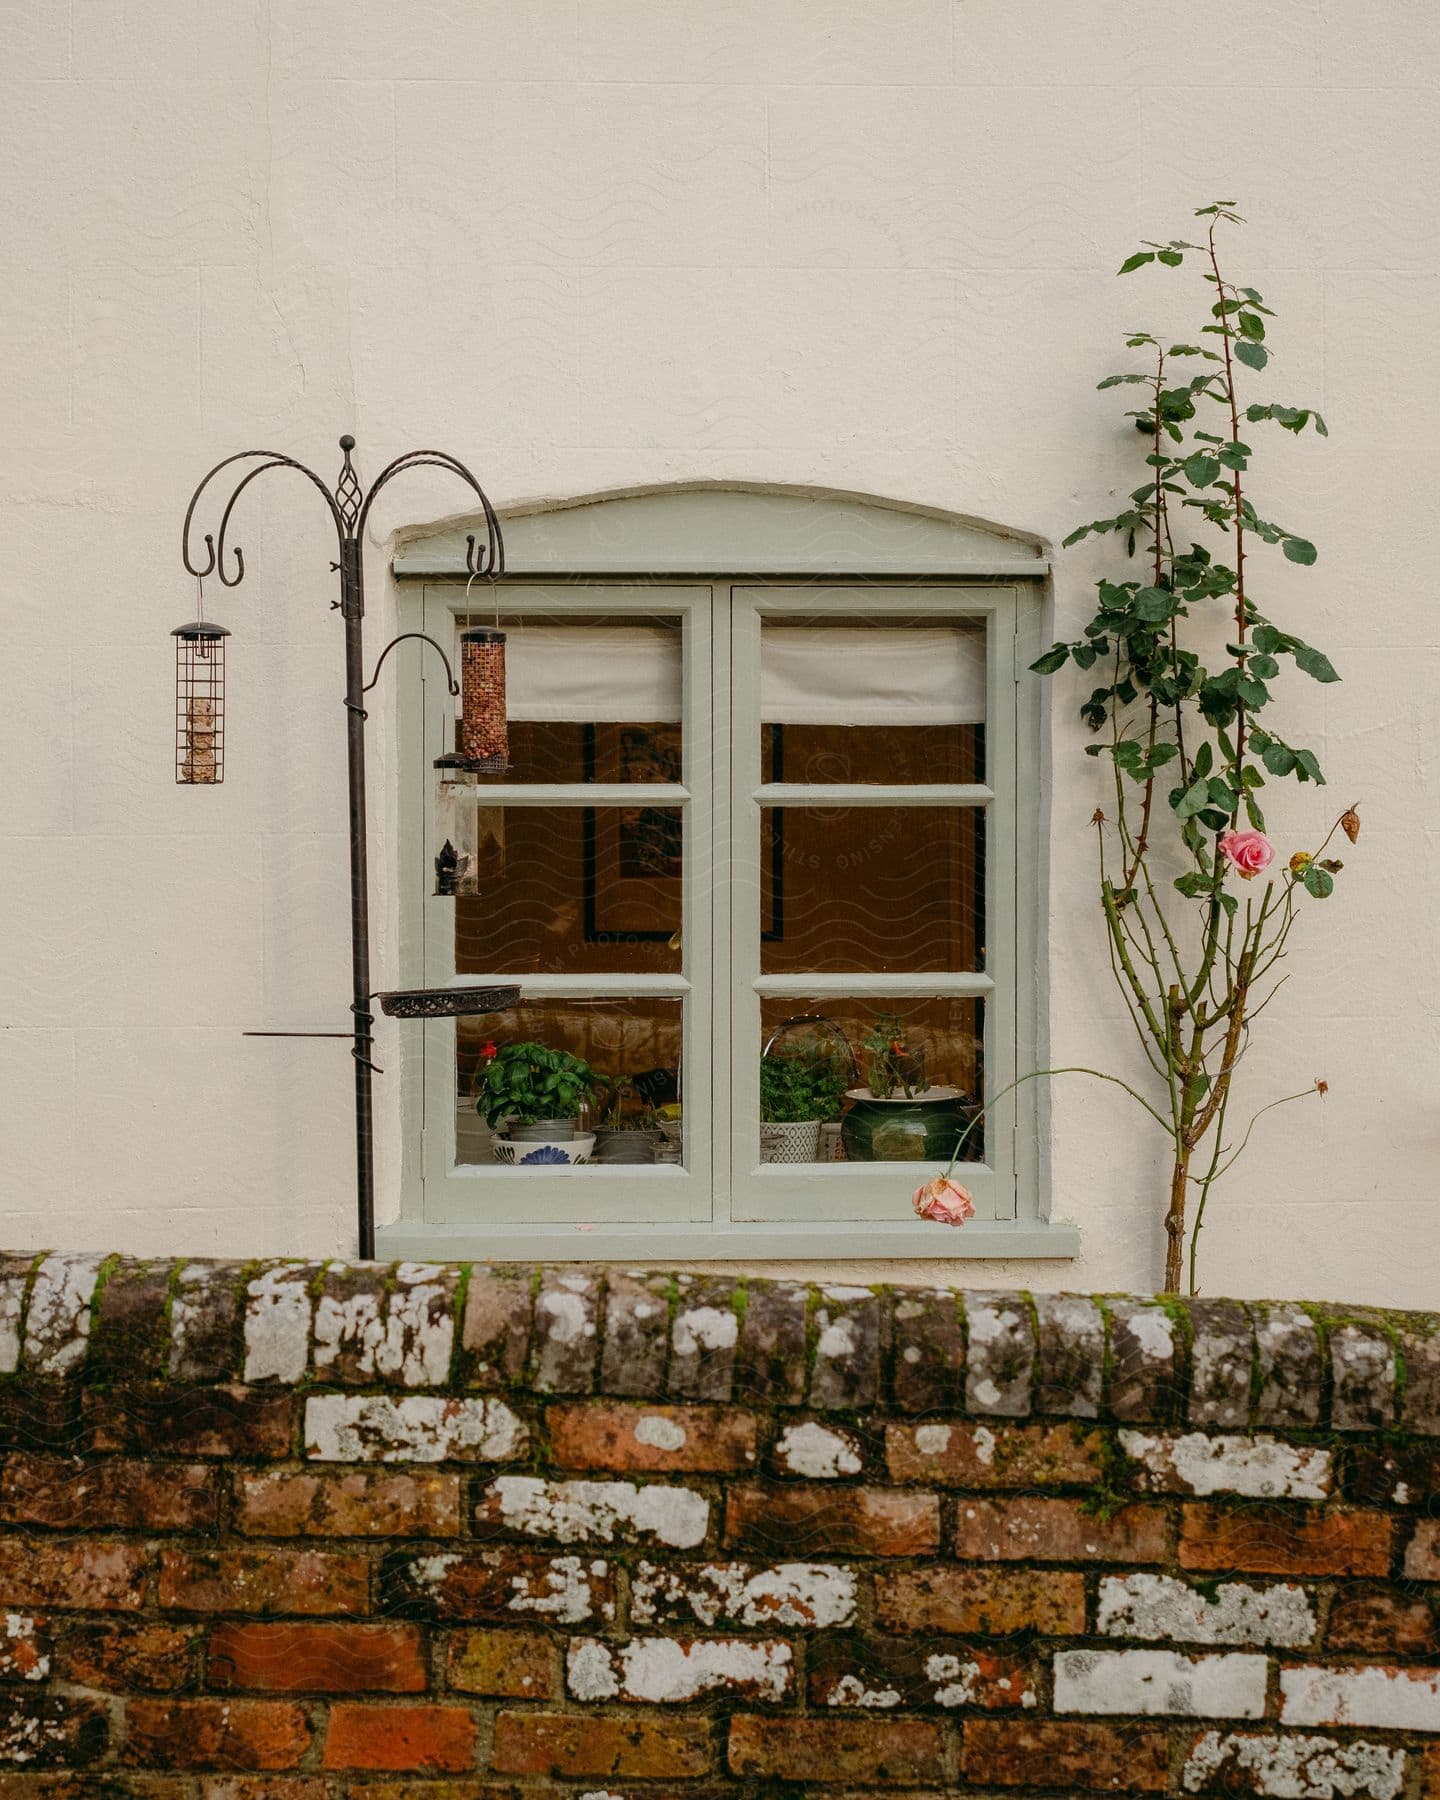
498 620 985 724
506 624 682 722
760 624 985 724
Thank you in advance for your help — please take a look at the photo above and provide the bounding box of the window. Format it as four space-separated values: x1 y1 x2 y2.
388 487 1072 1260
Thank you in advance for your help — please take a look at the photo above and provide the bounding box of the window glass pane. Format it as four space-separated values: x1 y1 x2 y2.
455 614 682 786
757 806 984 974
454 807 681 977
456 999 683 1168
758 615 986 784
756 997 984 1165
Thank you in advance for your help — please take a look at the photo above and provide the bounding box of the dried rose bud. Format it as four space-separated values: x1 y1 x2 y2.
1341 807 1361 844
1314 1078 1329 1096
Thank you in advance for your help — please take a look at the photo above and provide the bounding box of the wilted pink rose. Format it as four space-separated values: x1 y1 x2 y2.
1218 828 1274 880
913 1176 975 1227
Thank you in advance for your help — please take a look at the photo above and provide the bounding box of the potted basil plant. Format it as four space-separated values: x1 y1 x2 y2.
476 1042 598 1166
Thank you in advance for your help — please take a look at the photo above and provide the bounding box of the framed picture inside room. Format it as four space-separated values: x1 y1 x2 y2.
582 722 784 943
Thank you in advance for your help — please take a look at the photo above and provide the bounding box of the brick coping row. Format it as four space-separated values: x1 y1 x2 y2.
3 1252 1435 1432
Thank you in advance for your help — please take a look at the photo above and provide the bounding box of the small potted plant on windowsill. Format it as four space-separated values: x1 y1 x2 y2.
842 1014 969 1163
592 1077 662 1165
476 1041 598 1166
759 1040 852 1164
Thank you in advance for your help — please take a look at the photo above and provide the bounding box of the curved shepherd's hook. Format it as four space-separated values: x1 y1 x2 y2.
356 446 505 582
177 434 507 1261
181 449 346 588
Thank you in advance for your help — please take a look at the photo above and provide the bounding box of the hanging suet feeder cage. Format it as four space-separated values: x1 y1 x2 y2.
173 620 230 784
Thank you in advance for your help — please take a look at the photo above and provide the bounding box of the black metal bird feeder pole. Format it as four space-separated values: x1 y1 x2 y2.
179 436 508 1259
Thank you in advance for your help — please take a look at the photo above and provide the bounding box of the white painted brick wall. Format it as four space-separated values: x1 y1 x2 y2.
0 1 1432 1299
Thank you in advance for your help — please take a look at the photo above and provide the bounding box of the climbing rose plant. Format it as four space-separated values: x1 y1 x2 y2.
1014 203 1358 1292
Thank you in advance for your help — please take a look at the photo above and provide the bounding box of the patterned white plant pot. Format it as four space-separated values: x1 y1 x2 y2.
493 1133 595 1167
760 1119 822 1163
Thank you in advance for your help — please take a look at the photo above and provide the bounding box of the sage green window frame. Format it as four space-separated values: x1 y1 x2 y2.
405 582 715 1230
725 585 1021 1224
382 483 1075 1262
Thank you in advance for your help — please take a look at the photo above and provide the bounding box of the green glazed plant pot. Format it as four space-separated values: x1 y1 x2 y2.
840 1086 969 1162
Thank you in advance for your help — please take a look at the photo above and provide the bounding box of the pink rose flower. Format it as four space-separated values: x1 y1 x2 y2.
1218 828 1274 880
912 1176 975 1227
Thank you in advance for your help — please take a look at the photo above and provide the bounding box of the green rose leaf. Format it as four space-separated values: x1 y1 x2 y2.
1293 642 1339 682
1173 776 1212 818
1283 536 1318 565
1118 251 1156 274
1030 644 1069 674
1182 453 1221 488
1302 862 1335 899
1234 339 1269 371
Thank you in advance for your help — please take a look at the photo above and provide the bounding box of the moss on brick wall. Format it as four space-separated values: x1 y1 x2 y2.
0 1252 1436 1794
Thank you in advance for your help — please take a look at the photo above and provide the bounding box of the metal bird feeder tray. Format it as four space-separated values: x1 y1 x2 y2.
173 620 230 784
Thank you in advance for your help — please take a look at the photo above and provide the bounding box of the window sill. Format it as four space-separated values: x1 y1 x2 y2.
375 1218 1080 1263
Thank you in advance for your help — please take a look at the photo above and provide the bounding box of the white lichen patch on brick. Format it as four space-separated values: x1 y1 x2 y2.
304 1394 525 1463
633 1415 687 1452
815 1315 857 1361
243 1264 312 1384
913 1424 953 1456
503 1555 609 1625
482 1476 708 1549
567 1636 792 1704
538 1286 593 1344
0 1268 28 1375
1281 1664 1440 1732
313 1262 455 1388
774 1421 862 1479
23 1252 105 1375
168 1262 222 1376
829 1673 902 1708
2 1615 47 1682
965 1294 1032 1416
927 1652 981 1707
1119 1430 1331 1500
672 1305 737 1359
821 1285 874 1302
1097 1573 1316 1649
1054 1648 1267 1719
1126 1307 1176 1360
0 1706 80 1764
631 1560 856 1630
1183 1729 1406 1799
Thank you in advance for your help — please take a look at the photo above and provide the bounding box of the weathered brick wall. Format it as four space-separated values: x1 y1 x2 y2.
0 1253 1438 1797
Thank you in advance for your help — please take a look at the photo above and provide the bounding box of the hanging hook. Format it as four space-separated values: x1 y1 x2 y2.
362 632 461 697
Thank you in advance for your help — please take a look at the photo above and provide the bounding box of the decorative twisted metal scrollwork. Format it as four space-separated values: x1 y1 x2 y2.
335 434 363 533
181 435 505 595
